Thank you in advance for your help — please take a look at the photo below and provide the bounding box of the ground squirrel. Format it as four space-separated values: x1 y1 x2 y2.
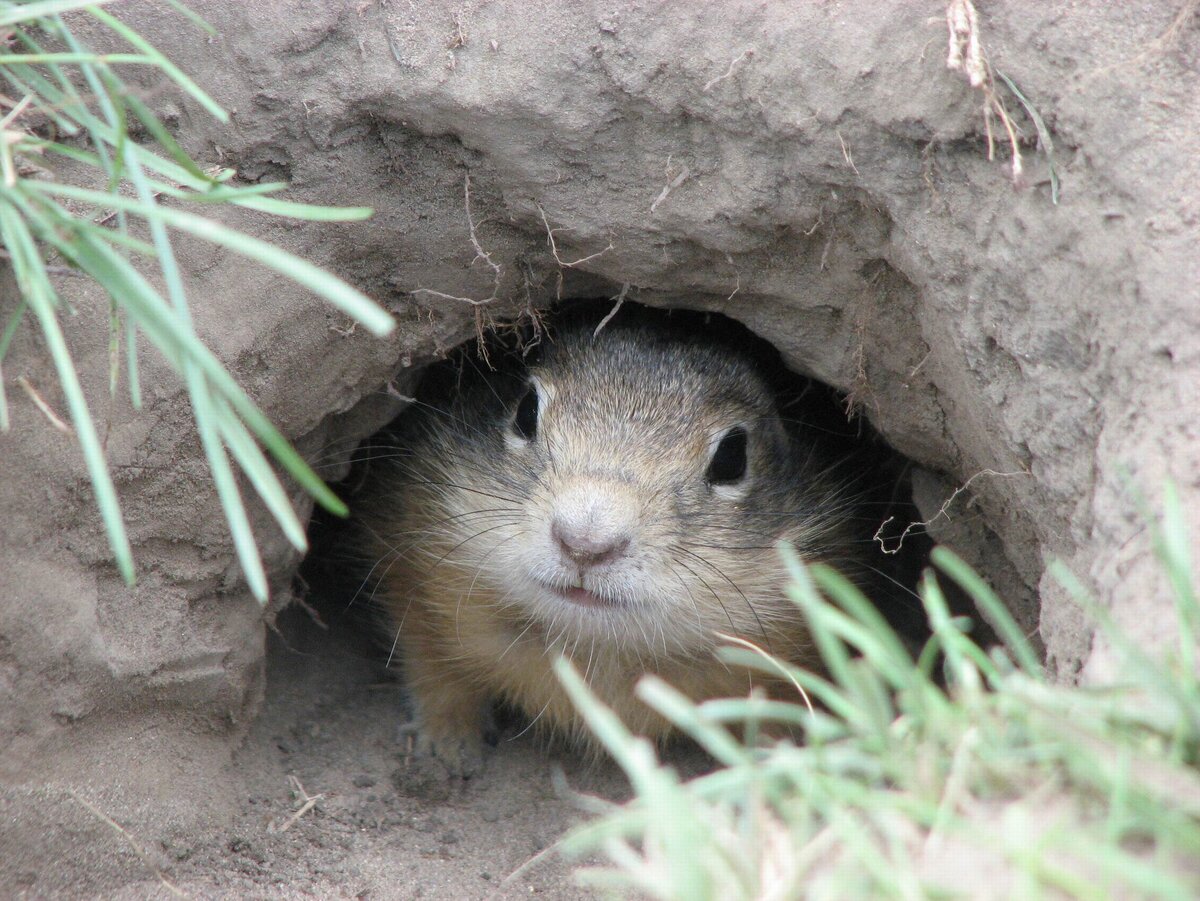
350 307 881 775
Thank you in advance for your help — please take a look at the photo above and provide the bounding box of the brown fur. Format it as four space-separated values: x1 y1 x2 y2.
353 317 862 773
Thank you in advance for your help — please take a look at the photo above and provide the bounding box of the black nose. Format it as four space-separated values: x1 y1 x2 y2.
551 520 631 568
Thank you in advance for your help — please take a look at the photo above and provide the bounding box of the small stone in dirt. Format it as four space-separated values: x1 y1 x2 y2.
228 837 267 865
352 774 376 788
391 760 452 803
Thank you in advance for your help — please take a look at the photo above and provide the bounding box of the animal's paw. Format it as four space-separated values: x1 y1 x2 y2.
400 721 485 778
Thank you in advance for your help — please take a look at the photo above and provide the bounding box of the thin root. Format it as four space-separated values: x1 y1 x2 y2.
874 468 1031 554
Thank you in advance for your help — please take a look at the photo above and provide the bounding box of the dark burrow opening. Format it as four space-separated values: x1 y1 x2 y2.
295 299 986 753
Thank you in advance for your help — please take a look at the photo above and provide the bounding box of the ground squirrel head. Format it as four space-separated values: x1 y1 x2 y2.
399 316 851 657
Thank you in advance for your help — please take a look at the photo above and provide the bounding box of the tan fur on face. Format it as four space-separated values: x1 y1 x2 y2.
354 321 861 768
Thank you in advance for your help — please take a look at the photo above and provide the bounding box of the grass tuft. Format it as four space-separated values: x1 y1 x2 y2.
553 484 1200 899
0 4 394 601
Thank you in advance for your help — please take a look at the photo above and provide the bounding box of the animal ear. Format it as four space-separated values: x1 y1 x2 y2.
706 426 748 485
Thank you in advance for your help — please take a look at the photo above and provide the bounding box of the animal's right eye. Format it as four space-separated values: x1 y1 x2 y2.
706 425 748 486
512 384 539 441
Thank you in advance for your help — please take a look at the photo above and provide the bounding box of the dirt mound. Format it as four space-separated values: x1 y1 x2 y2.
2 1 1197 896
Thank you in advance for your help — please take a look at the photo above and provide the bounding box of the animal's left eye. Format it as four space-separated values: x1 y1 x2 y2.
512 384 540 441
706 426 748 486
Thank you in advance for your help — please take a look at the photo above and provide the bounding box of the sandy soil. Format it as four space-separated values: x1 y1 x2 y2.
4 598 654 899
153 605 638 899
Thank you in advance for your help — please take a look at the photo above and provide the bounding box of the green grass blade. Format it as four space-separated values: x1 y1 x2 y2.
554 657 648 774
124 141 269 598
0 0 118 25
52 19 131 226
0 297 20 429
1159 482 1198 682
148 180 291 202
126 144 273 598
811 564 916 689
716 647 860 729
26 136 107 170
87 7 228 122
558 658 716 901
159 0 217 36
213 395 308 553
8 27 86 135
921 570 997 685
29 127 372 223
811 564 915 670
0 199 134 583
933 547 1043 678
20 190 348 518
635 676 750 766
144 178 374 221
0 52 151 65
697 697 816 729
122 90 212 182
1050 561 1200 735
0 296 26 364
780 543 855 688
231 195 375 221
28 182 394 336
996 70 1060 205
188 371 268 601
90 225 157 259
124 312 140 408
2 1 383 597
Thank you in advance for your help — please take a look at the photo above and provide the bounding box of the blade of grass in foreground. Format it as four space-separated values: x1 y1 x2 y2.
1 3 390 601
23 193 349 517
0 0 117 26
27 182 394 336
126 147 276 601
87 7 227 122
0 200 134 582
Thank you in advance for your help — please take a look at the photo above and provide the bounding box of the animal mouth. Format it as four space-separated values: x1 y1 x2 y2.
546 582 614 608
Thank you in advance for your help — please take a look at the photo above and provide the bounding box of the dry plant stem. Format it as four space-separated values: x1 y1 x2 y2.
537 202 613 300
836 131 859 175
946 0 1024 184
409 172 505 344
714 631 815 717
70 793 187 898
1137 0 1200 58
923 725 979 860
703 48 754 92
946 0 985 86
650 164 690 213
1083 0 1200 79
536 203 613 269
267 775 324 834
593 282 630 337
17 375 71 433
464 172 500 286
873 468 1030 554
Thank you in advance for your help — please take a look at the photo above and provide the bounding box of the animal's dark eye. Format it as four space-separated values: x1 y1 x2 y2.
512 385 539 441
706 426 748 486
